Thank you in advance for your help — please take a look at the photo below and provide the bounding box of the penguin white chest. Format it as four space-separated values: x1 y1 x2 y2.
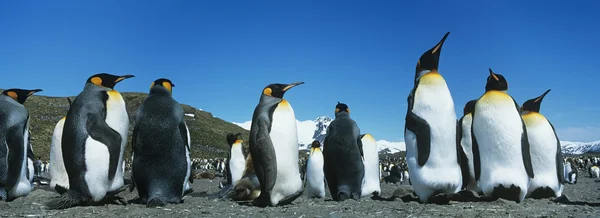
522 112 561 195
305 148 325 198
229 144 246 184
268 99 302 205
360 134 381 197
460 114 478 191
49 117 69 191
105 91 129 190
9 121 33 198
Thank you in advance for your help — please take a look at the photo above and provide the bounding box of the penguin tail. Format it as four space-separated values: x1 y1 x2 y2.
146 197 167 208
45 191 87 210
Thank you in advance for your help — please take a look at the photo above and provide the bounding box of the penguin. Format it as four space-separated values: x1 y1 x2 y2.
0 88 43 201
457 100 481 193
360 133 381 197
46 73 134 209
404 32 463 202
226 133 246 186
471 69 534 203
323 102 365 201
129 78 193 207
589 166 600 178
248 82 304 207
305 141 325 198
26 131 35 185
563 160 577 184
49 98 72 194
520 89 564 199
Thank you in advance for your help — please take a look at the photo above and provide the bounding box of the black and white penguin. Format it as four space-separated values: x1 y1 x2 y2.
563 160 577 184
404 32 463 202
0 88 42 201
248 82 304 207
49 98 72 194
457 100 481 193
589 166 600 178
471 69 534 203
226 133 246 186
521 89 564 198
360 133 381 197
46 73 134 209
305 141 325 198
323 102 365 201
129 78 193 207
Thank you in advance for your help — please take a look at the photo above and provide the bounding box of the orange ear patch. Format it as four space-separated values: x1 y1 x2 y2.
91 77 103 86
6 91 17 100
263 88 272 96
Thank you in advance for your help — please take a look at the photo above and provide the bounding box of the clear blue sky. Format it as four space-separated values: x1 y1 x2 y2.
1 0 599 142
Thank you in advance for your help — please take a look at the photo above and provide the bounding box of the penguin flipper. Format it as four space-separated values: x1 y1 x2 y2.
471 113 481 181
178 121 194 184
357 135 365 161
549 121 565 184
250 118 277 202
456 118 470 190
513 98 534 179
86 114 122 181
405 110 431 167
5 123 27 193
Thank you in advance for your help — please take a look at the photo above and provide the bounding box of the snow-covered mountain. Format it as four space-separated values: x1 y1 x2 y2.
561 140 600 155
232 116 406 154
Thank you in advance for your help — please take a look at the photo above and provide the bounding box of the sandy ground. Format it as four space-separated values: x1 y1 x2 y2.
1 172 599 218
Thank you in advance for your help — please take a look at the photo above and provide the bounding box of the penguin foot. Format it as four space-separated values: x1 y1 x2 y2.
54 185 69 195
275 189 304 206
146 198 167 208
451 190 480 202
45 191 88 210
101 195 128 206
427 193 453 205
251 194 271 208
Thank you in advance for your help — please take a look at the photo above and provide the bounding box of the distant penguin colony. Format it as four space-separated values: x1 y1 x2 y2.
1 31 589 209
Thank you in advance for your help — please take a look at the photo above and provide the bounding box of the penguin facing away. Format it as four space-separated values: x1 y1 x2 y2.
226 133 246 186
471 69 534 203
49 98 73 194
457 100 481 193
129 78 193 207
360 133 381 197
248 82 305 207
305 141 325 198
323 102 365 201
404 32 463 202
0 88 42 201
46 73 134 209
521 89 564 199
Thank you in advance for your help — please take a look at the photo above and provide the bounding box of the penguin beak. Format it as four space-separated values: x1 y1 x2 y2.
431 32 450 55
116 75 135 83
282 82 304 91
534 89 551 103
28 89 43 96
489 68 499 81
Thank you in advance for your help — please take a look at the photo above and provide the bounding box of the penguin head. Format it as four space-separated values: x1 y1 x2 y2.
414 32 450 82
463 99 477 116
334 102 350 117
262 82 305 99
485 68 508 92
521 89 551 113
226 133 243 147
1 88 43 104
87 73 135 89
150 78 175 94
311 140 321 148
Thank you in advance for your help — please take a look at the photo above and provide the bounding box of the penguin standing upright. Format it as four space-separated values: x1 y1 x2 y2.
248 82 304 207
46 73 134 209
457 100 481 193
404 32 463 202
323 102 364 201
471 69 534 203
49 98 72 194
129 78 193 207
305 141 325 198
0 88 43 201
360 133 381 197
226 133 246 186
521 89 564 198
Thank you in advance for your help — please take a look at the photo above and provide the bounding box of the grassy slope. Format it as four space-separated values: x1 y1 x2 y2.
9 90 249 160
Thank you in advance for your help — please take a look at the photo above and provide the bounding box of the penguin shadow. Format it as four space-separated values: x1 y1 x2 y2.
370 189 493 205
551 195 600 207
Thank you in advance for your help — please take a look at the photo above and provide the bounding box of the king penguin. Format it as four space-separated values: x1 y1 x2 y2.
129 78 193 207
248 82 304 207
305 140 325 198
46 73 134 209
323 102 365 201
471 69 534 203
360 133 381 197
404 32 463 202
226 133 247 186
521 89 564 199
0 88 43 201
457 100 481 193
49 98 72 194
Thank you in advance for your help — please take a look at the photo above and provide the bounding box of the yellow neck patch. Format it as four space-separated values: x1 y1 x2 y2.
234 139 243 145
162 81 172 93
522 112 546 126
419 71 445 85
91 77 103 86
6 91 18 100
263 88 272 96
